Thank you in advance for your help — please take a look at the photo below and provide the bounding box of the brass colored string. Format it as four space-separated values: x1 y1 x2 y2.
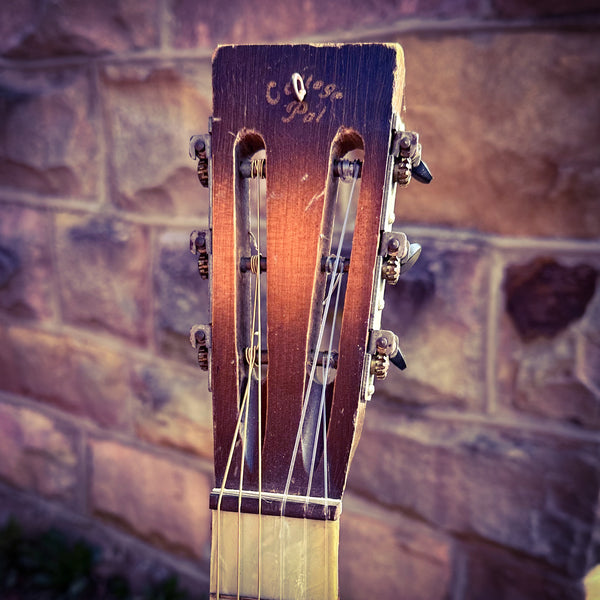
254 157 264 600
216 156 265 600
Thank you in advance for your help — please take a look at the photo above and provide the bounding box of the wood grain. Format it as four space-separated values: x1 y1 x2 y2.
211 43 405 502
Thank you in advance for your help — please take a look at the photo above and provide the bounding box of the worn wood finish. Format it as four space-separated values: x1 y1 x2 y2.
211 43 404 499
323 47 404 500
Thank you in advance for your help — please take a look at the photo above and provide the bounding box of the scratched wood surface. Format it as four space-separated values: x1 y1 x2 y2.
210 44 405 502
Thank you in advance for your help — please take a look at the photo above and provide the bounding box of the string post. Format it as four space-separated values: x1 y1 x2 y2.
333 158 362 181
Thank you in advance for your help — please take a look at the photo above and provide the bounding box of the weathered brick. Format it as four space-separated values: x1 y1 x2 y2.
0 204 55 320
0 67 99 199
347 408 599 576
0 403 78 506
155 229 209 364
459 540 585 600
340 496 451 600
396 32 600 238
491 0 600 18
576 285 600 392
131 361 212 458
378 237 489 410
497 253 600 429
504 258 597 341
90 439 211 559
0 323 19 393
171 0 484 49
7 326 131 429
577 333 600 393
55 213 150 345
0 0 160 58
100 62 211 217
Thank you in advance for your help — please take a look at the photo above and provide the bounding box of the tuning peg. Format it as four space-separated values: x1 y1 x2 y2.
189 134 210 187
390 130 433 186
389 346 407 371
380 232 421 283
412 159 433 184
190 324 211 371
190 230 210 279
400 243 421 275
368 329 407 377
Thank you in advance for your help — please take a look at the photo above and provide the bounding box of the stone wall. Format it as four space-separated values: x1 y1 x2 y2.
0 1 599 598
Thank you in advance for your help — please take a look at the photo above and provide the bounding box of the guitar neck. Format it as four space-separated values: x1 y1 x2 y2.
210 509 340 600
189 42 430 600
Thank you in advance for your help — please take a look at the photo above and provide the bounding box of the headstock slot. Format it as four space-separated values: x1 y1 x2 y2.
234 131 267 483
297 130 364 493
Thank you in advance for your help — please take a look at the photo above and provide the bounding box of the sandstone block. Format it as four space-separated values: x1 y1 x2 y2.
7 326 131 429
491 0 600 18
340 495 451 600
0 204 55 320
504 258 597 341
347 409 599 576
0 67 99 199
0 0 160 58
131 361 212 458
497 252 600 429
55 213 150 345
458 539 585 600
0 403 78 506
90 439 211 559
100 62 211 217
0 323 19 393
577 334 600 394
397 32 600 238
377 236 489 410
154 229 209 364
171 0 482 49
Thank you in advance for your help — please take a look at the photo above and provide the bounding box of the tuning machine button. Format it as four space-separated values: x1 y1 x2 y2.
380 232 421 284
368 330 407 378
402 243 422 275
390 130 433 186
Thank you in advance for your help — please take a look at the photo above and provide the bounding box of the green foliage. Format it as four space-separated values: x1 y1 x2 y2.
0 518 205 600
0 518 25 590
21 529 98 598
143 576 189 600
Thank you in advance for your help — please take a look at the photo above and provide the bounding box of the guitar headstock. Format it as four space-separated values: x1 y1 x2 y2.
189 43 431 520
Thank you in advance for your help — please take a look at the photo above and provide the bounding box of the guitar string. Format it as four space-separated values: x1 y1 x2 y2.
215 352 255 600
305 168 358 599
236 160 265 600
255 159 264 600
215 158 264 600
278 162 360 600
